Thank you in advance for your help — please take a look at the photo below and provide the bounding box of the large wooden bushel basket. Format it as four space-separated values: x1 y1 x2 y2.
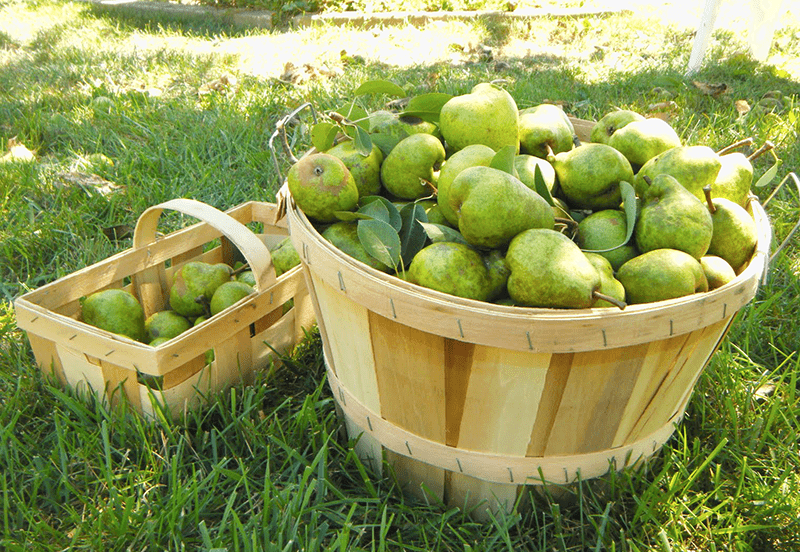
15 199 316 419
280 114 773 518
286 194 771 517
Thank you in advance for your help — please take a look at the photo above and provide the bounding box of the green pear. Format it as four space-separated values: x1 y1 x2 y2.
590 109 645 144
514 154 557 195
575 209 638 271
585 253 626 308
209 281 254 316
193 316 214 364
484 249 512 301
700 255 737 290
448 166 555 249
169 261 233 317
236 270 256 287
144 310 192 343
149 337 170 348
381 133 445 200
416 199 451 227
702 188 758 273
436 144 495 227
635 174 713 259
368 111 442 156
81 288 145 342
287 153 359 223
270 236 301 277
506 228 601 309
325 140 384 198
713 152 753 207
321 221 393 272
439 82 519 153
408 242 506 302
518 104 573 158
608 118 681 168
552 143 634 210
634 145 722 199
617 249 708 304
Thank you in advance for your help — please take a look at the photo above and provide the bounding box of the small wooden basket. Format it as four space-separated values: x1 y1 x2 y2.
278 115 773 518
14 199 316 419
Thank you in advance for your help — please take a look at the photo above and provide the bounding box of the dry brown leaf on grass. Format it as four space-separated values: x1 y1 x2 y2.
278 62 342 85
692 80 731 97
56 171 124 197
735 99 751 115
1 138 36 163
198 73 239 96
102 224 135 241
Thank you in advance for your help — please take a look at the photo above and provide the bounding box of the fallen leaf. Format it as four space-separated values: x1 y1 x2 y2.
647 101 678 112
735 99 751 115
754 383 776 400
198 73 238 96
692 80 731 97
56 171 123 197
102 224 134 241
1 138 36 163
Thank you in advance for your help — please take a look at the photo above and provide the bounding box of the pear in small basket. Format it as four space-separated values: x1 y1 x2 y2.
701 256 737 290
381 133 445 200
552 143 633 210
170 261 232 318
270 236 301 277
209 281 254 316
703 187 758 273
608 118 681 168
81 288 145 342
439 82 519 153
713 152 754 207
634 145 722 200
436 144 495 227
144 310 191 343
325 140 384 198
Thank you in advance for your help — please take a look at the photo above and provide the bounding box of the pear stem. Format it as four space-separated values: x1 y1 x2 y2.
231 263 251 276
545 143 556 163
593 290 626 310
702 185 717 213
747 141 775 161
554 216 579 238
716 137 754 156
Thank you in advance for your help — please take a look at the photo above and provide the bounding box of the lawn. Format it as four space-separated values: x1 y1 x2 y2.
1 0 799 550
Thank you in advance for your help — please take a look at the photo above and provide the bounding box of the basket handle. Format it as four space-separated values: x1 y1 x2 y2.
132 198 277 293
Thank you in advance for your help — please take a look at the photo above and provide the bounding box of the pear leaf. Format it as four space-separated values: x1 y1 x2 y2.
620 180 638 245
357 219 401 269
311 122 338 152
371 130 406 157
354 79 406 98
333 211 375 222
489 145 517 176
402 93 452 123
399 202 429 264
337 105 370 131
359 196 402 231
754 158 781 188
351 125 373 156
533 163 555 207
420 222 469 245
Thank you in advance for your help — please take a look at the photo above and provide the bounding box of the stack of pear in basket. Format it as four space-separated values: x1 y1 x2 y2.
282 81 771 309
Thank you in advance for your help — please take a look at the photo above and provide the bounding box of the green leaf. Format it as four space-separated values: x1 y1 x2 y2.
337 105 370 130
353 125 373 156
358 199 390 225
754 159 782 187
489 145 517 176
361 196 402 231
420 222 469 245
354 80 406 98
371 131 407 157
311 122 338 152
399 202 429 265
333 211 374 222
402 93 452 123
533 164 556 207
620 180 638 246
357 219 401 269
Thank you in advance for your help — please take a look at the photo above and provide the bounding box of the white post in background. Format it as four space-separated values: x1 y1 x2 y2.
748 0 789 61
686 0 723 74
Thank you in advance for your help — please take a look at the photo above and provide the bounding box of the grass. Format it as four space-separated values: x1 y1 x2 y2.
1 0 800 550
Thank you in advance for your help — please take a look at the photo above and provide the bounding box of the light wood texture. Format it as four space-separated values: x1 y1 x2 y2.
14 200 316 419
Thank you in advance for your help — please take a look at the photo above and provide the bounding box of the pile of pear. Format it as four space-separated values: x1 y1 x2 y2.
79 237 301 348
287 82 762 310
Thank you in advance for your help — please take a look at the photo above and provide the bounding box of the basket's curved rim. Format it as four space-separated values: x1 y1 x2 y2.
287 192 771 352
